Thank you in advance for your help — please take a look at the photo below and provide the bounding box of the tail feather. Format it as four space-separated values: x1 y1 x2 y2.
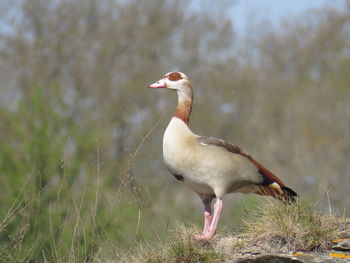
255 184 298 203
281 186 298 202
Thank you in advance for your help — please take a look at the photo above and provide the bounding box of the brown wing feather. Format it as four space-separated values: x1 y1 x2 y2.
246 157 286 187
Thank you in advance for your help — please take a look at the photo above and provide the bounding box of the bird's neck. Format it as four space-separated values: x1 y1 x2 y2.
174 88 193 125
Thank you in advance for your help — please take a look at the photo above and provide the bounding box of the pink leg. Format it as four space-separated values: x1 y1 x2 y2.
203 203 212 234
194 203 212 239
195 198 222 240
203 211 212 234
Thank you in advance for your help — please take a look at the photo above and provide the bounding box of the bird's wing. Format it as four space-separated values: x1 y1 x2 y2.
197 136 297 201
197 136 284 186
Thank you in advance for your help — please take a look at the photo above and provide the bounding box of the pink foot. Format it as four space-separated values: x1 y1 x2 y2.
193 229 215 240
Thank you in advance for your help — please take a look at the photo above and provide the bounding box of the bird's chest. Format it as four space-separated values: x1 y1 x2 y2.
162 118 194 168
162 130 194 176
163 145 213 195
162 122 214 194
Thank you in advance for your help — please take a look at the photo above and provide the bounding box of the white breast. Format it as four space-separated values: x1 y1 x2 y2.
163 117 195 172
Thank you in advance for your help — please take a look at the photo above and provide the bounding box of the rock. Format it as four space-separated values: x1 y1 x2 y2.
332 238 350 251
328 252 350 259
237 255 303 263
291 251 350 262
241 246 261 255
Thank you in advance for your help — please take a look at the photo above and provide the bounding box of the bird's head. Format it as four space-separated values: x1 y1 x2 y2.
149 72 191 93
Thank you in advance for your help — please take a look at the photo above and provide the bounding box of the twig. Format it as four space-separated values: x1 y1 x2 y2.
326 190 332 216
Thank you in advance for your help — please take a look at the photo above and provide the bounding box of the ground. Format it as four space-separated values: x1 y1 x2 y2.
118 199 350 263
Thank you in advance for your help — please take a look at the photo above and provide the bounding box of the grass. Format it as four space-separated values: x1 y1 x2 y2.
242 198 338 251
0 99 166 263
1 185 348 262
116 198 348 263
118 224 223 263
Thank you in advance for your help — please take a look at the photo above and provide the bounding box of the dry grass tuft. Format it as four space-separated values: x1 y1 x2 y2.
119 223 222 263
242 198 338 251
167 224 222 263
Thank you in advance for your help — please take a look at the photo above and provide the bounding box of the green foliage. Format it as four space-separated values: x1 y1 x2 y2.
0 86 100 261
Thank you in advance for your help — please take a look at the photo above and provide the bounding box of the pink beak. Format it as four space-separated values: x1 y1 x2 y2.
149 78 167 89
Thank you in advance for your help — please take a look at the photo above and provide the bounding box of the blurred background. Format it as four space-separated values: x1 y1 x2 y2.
0 0 349 261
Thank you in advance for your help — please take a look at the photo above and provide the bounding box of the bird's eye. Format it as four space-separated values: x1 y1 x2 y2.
168 72 182 81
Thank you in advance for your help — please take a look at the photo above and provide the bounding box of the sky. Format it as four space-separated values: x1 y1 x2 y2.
231 0 346 32
0 0 347 35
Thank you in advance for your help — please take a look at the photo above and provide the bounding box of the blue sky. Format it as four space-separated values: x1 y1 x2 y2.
231 0 346 32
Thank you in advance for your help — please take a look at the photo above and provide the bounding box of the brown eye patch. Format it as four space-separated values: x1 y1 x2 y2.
167 72 182 81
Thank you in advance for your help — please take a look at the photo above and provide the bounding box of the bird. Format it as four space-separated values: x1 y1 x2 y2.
148 72 297 240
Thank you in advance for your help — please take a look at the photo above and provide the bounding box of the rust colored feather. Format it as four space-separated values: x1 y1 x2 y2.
174 100 192 125
246 156 286 187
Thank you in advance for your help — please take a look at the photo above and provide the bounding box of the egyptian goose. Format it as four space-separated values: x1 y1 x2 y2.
149 72 297 239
